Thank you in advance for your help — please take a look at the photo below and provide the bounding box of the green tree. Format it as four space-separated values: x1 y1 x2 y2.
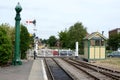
68 22 87 49
20 24 30 59
59 22 87 54
29 34 34 48
48 36 57 47
59 29 69 48
108 33 120 50
0 25 12 65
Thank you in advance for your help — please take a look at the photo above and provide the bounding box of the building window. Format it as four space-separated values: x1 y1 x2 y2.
101 40 105 46
90 39 105 46
90 40 95 46
95 40 100 46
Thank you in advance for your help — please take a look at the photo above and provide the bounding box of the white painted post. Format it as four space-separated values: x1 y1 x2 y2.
35 43 38 56
75 42 78 58
67 50 68 56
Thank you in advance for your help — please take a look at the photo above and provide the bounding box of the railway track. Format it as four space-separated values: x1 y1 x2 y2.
63 58 120 80
70 58 120 79
44 58 74 80
71 58 120 74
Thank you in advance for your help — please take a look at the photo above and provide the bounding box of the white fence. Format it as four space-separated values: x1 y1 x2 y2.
26 49 75 59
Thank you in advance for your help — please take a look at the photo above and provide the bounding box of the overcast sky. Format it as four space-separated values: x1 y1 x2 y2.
0 0 120 39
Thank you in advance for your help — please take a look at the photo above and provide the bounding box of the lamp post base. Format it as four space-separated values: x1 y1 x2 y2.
12 60 22 65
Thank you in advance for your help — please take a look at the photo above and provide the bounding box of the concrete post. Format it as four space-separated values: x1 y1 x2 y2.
75 42 79 58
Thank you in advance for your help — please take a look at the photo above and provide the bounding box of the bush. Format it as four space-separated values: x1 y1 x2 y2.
20 25 30 59
0 27 12 65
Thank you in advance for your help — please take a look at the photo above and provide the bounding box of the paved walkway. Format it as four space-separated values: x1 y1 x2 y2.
0 58 48 80
28 58 48 80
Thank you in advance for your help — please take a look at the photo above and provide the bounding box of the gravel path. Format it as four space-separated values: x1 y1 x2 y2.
0 60 33 80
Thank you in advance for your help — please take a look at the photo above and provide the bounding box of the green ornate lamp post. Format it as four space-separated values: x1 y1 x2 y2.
13 2 22 65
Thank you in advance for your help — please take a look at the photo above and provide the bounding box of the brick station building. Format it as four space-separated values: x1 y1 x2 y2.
109 28 120 37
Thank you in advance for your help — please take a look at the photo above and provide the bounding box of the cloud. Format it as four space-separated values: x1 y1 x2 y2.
1 0 120 39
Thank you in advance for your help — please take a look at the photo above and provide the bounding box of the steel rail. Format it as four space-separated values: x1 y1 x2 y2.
63 59 103 80
52 58 75 80
71 58 120 74
65 58 120 80
44 58 73 80
70 58 120 79
44 58 55 80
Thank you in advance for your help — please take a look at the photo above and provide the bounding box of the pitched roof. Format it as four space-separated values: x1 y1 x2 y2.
84 32 107 40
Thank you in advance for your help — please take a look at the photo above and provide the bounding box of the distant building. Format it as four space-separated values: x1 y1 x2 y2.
109 28 120 37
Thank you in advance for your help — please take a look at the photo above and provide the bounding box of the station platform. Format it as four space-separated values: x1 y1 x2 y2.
0 58 48 80
28 58 48 80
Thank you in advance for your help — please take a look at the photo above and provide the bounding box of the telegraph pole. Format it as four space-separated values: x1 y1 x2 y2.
13 2 22 65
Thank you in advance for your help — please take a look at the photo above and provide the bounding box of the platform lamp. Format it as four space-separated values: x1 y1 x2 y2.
12 2 22 65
